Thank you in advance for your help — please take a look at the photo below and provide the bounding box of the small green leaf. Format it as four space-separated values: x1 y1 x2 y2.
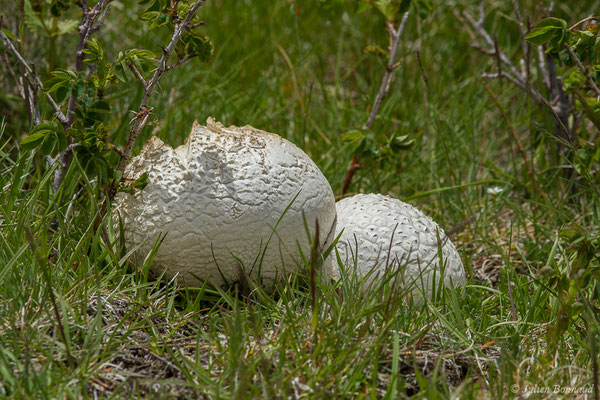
40 132 57 155
526 18 567 45
114 63 127 82
140 11 160 22
132 172 149 190
182 33 214 63
21 133 45 150
525 26 560 45
364 45 387 59
56 129 67 152
83 39 104 63
30 121 57 135
536 17 568 29
1 28 20 42
342 130 365 143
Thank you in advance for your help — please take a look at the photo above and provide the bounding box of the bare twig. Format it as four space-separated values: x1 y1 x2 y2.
569 16 600 31
24 78 41 125
512 0 528 64
537 45 551 91
0 30 68 124
90 3 111 33
462 9 522 79
127 62 148 86
117 108 153 175
565 44 600 98
457 3 573 144
165 54 197 71
1 51 24 96
365 12 410 129
481 72 543 103
340 12 409 196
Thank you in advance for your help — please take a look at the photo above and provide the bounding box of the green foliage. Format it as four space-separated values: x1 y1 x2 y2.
525 17 569 46
114 49 156 82
342 126 414 166
14 0 214 192
24 0 79 38
3 0 600 397
20 120 67 155
526 17 600 189
536 226 600 349
180 32 214 63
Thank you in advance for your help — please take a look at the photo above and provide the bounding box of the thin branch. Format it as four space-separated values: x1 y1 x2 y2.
476 0 484 26
340 12 409 196
116 0 205 175
127 62 148 86
117 107 153 173
512 0 528 62
186 21 205 29
569 16 600 31
24 77 40 125
565 44 600 98
537 45 551 90
481 71 572 141
456 3 573 143
90 4 111 33
22 76 33 125
1 50 24 96
165 54 197 71
462 9 522 79
0 30 68 124
366 12 409 129
138 0 205 112
481 72 543 103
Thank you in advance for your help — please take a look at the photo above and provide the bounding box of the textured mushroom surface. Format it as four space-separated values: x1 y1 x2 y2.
331 194 465 293
113 118 336 287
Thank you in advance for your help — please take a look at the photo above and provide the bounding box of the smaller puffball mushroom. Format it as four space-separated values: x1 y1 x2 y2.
113 118 337 288
330 194 465 294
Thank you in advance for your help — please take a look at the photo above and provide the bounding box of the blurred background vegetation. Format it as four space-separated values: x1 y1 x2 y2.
1 0 600 397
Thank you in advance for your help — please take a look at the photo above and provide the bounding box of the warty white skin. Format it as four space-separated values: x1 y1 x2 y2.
113 118 337 288
331 194 466 294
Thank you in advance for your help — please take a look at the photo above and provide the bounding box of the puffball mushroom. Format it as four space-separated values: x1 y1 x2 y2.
331 194 465 294
113 118 336 288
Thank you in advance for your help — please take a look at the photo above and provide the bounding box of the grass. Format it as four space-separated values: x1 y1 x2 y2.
1 0 600 398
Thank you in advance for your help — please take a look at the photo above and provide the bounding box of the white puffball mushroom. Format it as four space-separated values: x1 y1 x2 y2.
331 194 466 294
113 118 336 288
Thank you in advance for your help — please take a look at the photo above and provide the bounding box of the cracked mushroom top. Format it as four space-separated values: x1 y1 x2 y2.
114 118 337 288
